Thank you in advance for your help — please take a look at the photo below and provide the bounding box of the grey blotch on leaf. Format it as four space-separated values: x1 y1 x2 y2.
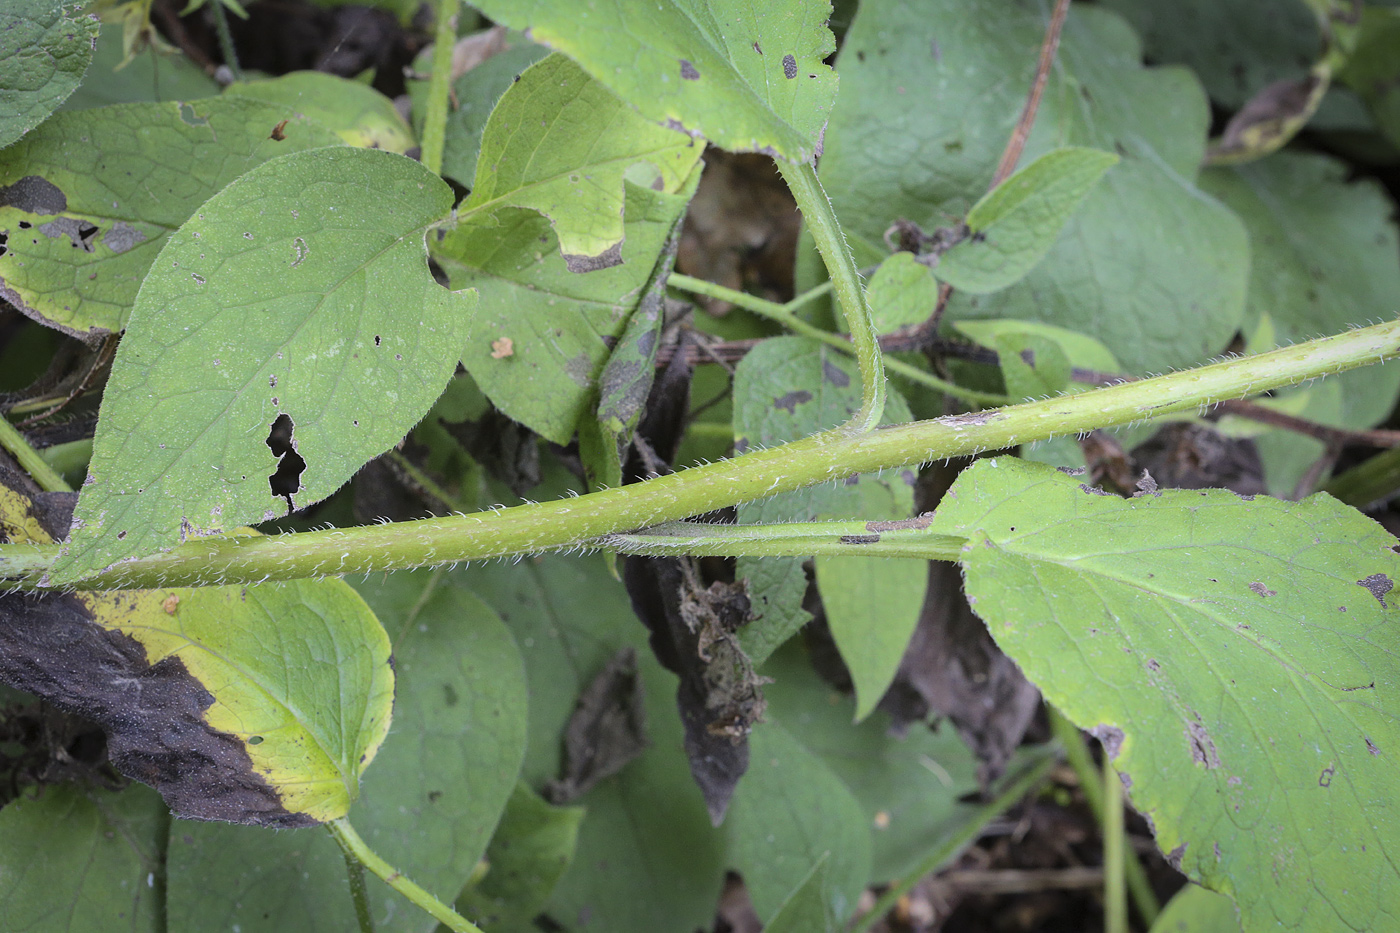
782 54 797 79
679 59 700 81
563 240 624 274
0 175 67 215
1357 573 1393 608
102 222 147 254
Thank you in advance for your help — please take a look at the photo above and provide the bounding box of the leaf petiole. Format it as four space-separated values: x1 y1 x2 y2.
327 818 482 933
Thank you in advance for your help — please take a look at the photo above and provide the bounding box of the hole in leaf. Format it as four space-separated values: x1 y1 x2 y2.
266 414 306 513
248 735 264 745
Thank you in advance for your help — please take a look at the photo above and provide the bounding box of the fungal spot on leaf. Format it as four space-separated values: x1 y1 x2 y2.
840 534 881 544
1091 724 1124 759
1080 483 1112 496
270 119 289 141
39 217 98 251
821 358 850 387
680 59 700 80
1249 582 1276 597
752 41 761 53
562 240 624 274
373 335 381 347
773 390 812 414
783 54 798 78
1367 737 1380 755
266 414 307 513
0 175 67 215
1357 573 1393 608
102 222 146 254
1185 715 1220 769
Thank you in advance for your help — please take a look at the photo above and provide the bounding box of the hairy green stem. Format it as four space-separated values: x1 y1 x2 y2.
327 818 481 933
1049 708 1159 925
338 835 377 933
667 272 1013 407
0 415 72 493
851 749 1059 933
602 519 964 560
419 0 459 177
4 321 1399 590
1104 750 1128 933
774 160 886 430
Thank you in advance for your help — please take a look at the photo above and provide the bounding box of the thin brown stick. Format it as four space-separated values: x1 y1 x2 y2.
1215 399 1400 448
934 866 1105 895
991 0 1073 188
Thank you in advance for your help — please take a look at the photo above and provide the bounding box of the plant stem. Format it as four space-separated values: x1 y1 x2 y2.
7 320 1400 590
774 159 886 431
338 836 377 933
420 0 459 177
668 273 1013 407
0 415 72 493
327 818 481 933
851 749 1059 933
1104 750 1128 933
1323 444 1400 507
210 0 242 82
601 519 965 560
1050 708 1159 925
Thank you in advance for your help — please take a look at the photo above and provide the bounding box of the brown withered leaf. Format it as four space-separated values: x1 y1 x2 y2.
545 648 649 804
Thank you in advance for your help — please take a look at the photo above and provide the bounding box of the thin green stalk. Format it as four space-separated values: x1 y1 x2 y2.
667 273 1013 407
1322 444 1400 508
420 0 459 177
37 437 92 482
327 818 481 933
210 0 242 82
851 749 1059 933
1051 709 1159 925
0 415 72 493
601 519 965 560
774 160 886 430
1104 750 1128 933
340 837 376 933
5 320 1399 590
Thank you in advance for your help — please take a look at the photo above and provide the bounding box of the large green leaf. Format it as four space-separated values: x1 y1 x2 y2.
1150 884 1242 933
731 336 920 667
0 0 97 149
0 783 165 933
813 0 1248 373
52 147 473 583
468 0 836 162
1201 152 1400 496
459 556 726 933
929 457 1400 933
0 97 345 338
167 570 527 933
726 721 872 924
1339 8 1400 146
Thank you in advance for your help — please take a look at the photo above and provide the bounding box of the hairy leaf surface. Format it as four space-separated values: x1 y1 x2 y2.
0 0 97 149
53 147 473 583
468 0 836 162
931 457 1400 932
0 98 346 338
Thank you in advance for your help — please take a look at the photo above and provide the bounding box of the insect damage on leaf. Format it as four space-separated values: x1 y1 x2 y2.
266 413 307 512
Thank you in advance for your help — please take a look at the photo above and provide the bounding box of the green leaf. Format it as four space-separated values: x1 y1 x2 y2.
762 854 836 933
459 556 726 933
929 457 1400 933
458 53 702 270
224 71 416 153
762 643 1029 883
406 36 550 188
458 782 585 932
437 164 701 445
168 570 527 932
1201 152 1400 495
1339 9 1400 146
52 146 473 583
1150 884 1242 933
732 336 918 665
467 0 836 163
726 721 873 924
936 147 1119 294
814 476 926 720
0 783 164 933
61 23 217 110
0 0 97 149
0 97 345 337
813 0 1249 373
865 251 938 334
